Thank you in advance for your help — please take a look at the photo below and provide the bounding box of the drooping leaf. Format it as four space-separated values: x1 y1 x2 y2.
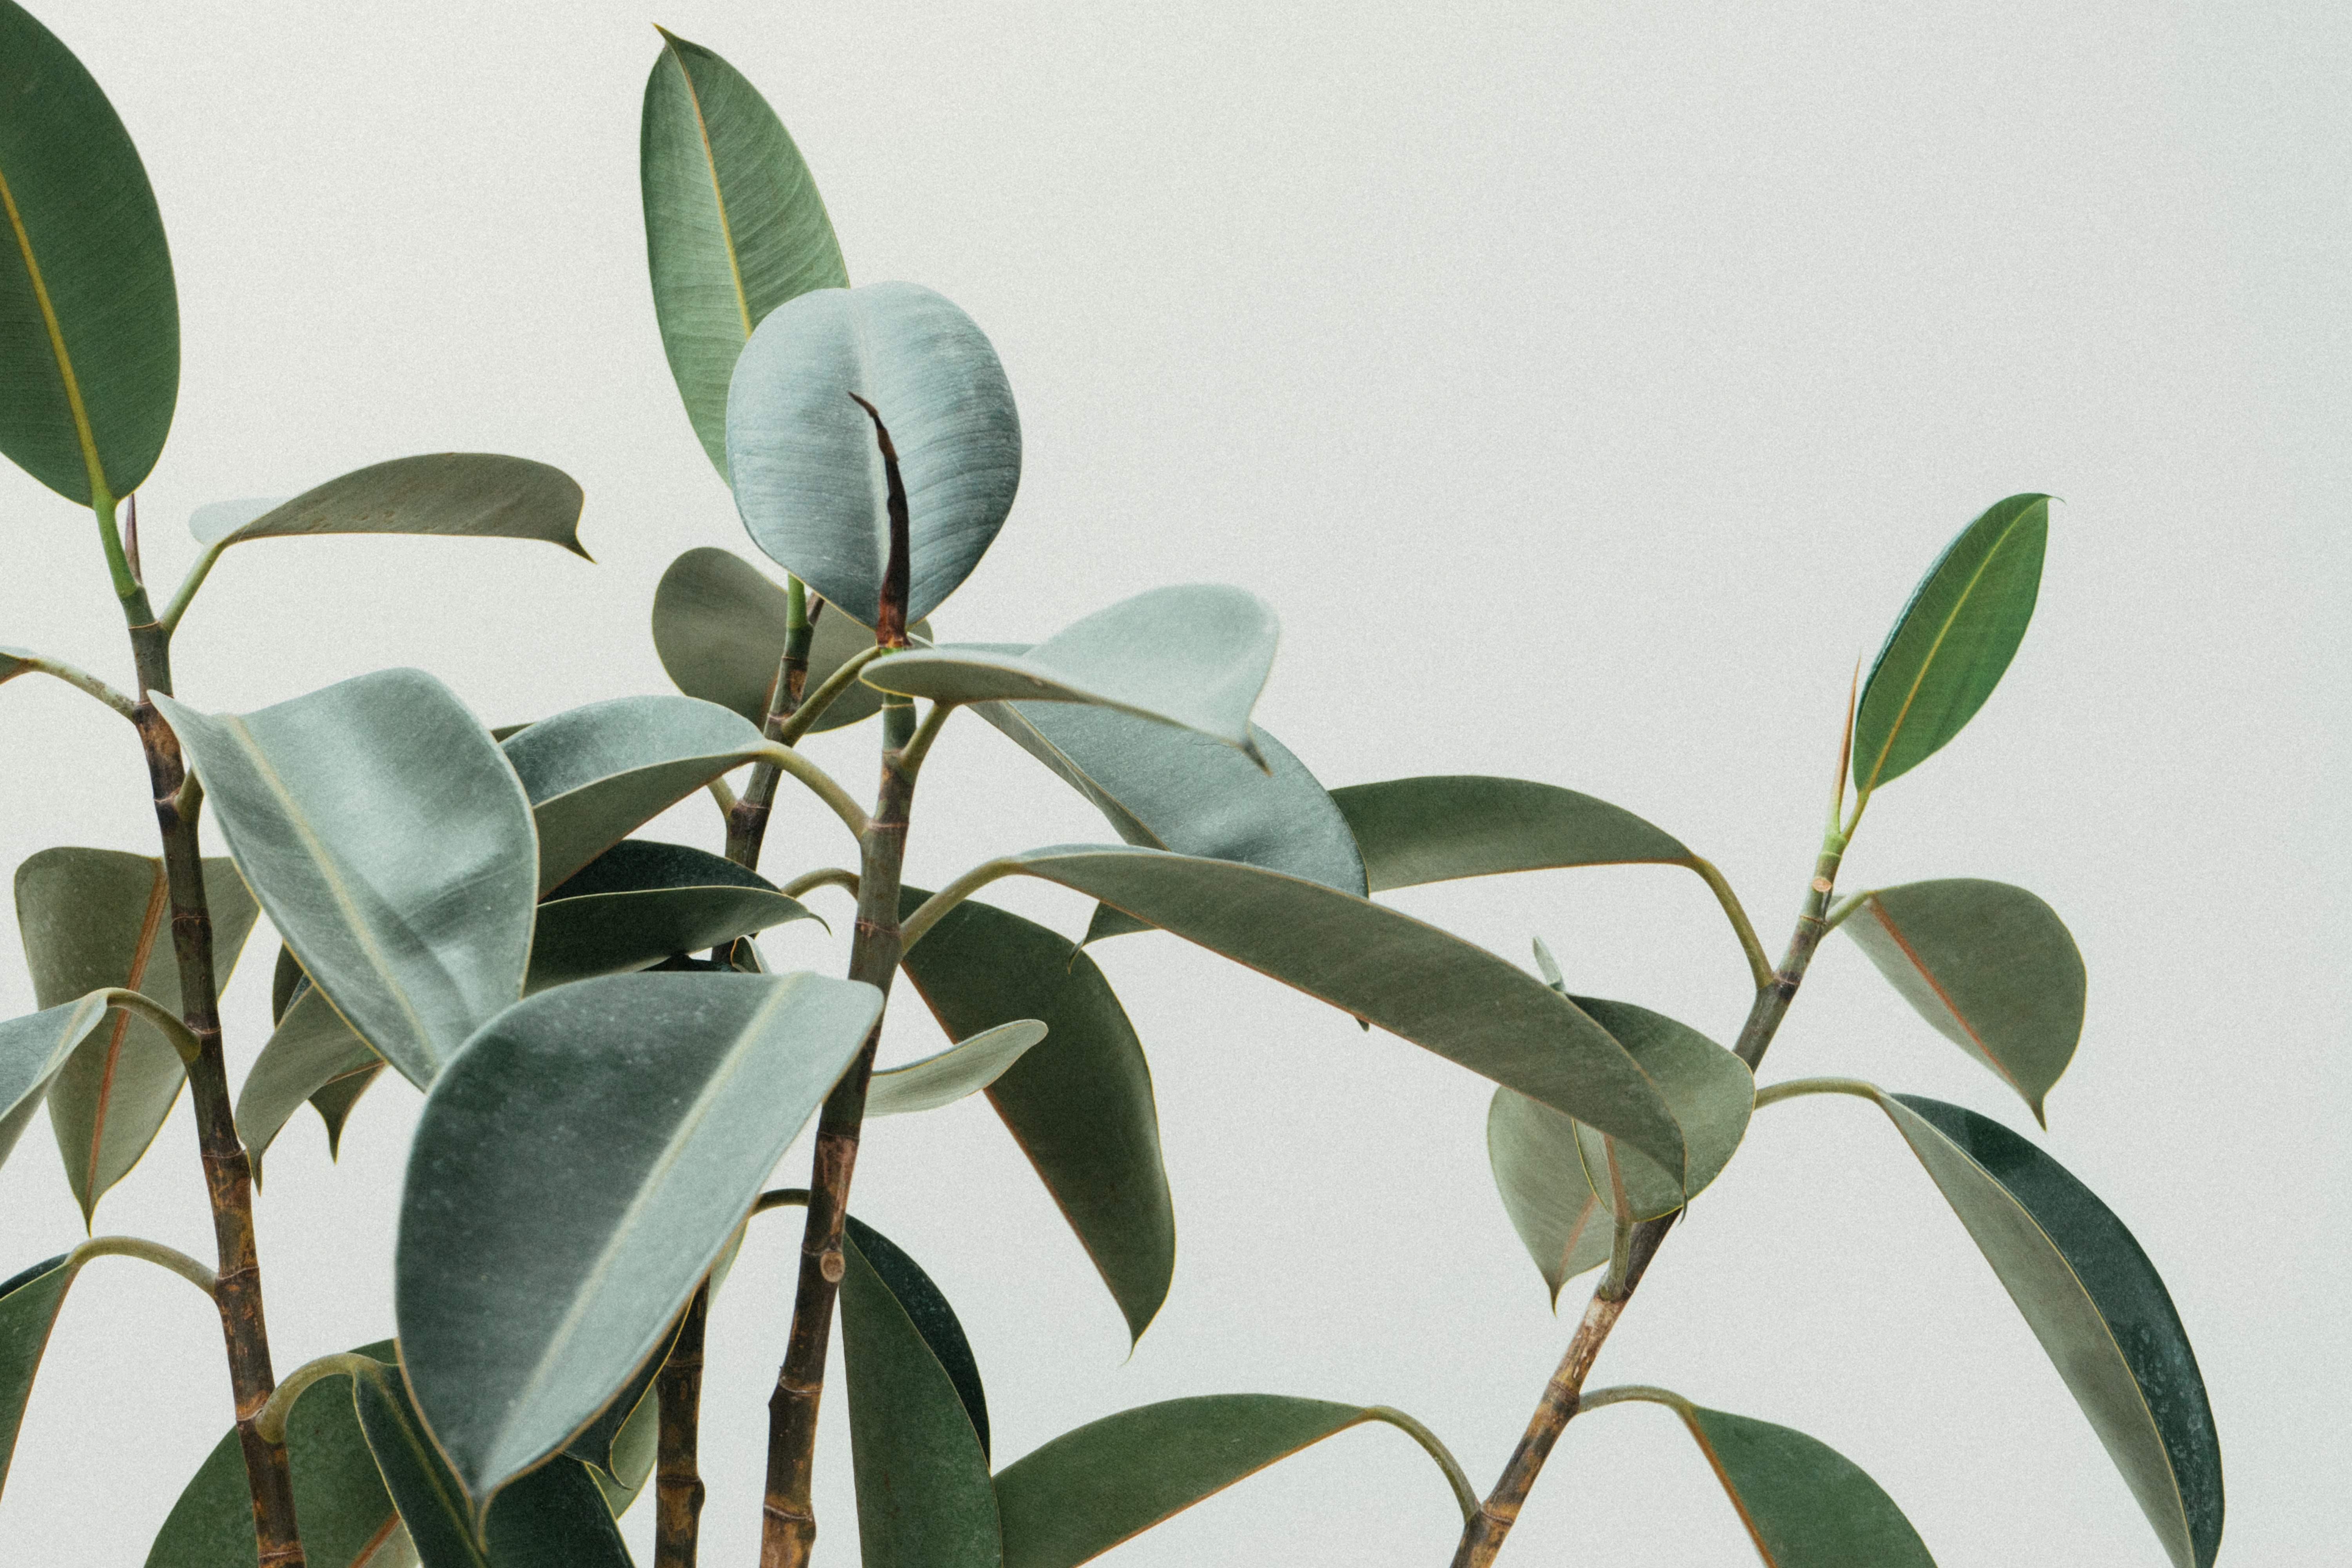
867 587 1276 759
156 671 537 1089
1485 1090 1613 1302
1851 495 2050 793
145 1340 414 1568
189 454 585 561
866 1020 1046 1118
650 546 933 732
727 281 1020 623
501 694 776 892
984 847 1685 1175
0 0 178 504
1589 1390 1935 1567
642 28 848 475
15 846 259 1221
994 1396 1465 1568
306 1060 385 1161
235 984 382 1172
897 889 1172 1343
0 992 119 1172
838 1223 1002 1567
1817 1085 2221 1568
1839 878 2084 1124
350 1362 630 1566
1330 775 1691 893
396 971 881 1515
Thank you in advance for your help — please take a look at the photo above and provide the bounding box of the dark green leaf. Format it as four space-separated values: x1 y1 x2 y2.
587 1387 659 1519
845 1217 988 1453
1852 495 2050 793
1330 775 1690 893
866 1020 1045 1118
14 846 258 1221
396 971 881 1513
897 889 1172 1343
642 28 848 475
0 0 177 503
1840 879 2084 1124
526 884 817 993
235 985 381 1173
546 838 777 899
0 1251 73 1503
157 671 537 1089
727 281 1020 624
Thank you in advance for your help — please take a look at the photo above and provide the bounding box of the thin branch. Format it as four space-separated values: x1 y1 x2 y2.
898 858 1025 954
0 648 140 721
1681 856 1771 993
1363 1406 1480 1525
1820 888 1875 933
1752 1075 1881 1111
751 744 869 840
254 1353 387 1445
1574 1384 1687 1414
780 868 859 901
159 535 229 635
775 644 890 746
72 1234 218 1298
97 986 203 1064
707 775 739 818
899 700 954 778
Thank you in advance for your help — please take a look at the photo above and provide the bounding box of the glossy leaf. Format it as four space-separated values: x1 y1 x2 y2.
642 28 848 474
502 694 775 892
15 847 259 1220
867 1020 1046 1117
650 546 929 732
993 846 1685 1175
839 1222 1002 1567
0 0 177 503
727 281 1020 623
146 1340 413 1568
1852 495 2050 793
1834 1086 2221 1568
995 1396 1462 1568
897 889 1172 1343
396 971 881 1513
0 992 118 1171
1330 775 1690 893
1485 1089 1613 1301
563 1308 684 1483
0 1251 73 1501
236 985 381 1173
527 883 817 992
351 1363 630 1566
187 454 586 561
1840 879 2084 1124
157 670 537 1089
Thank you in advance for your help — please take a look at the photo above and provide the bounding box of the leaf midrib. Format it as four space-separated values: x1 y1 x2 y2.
1860 512 2034 791
0 154 107 500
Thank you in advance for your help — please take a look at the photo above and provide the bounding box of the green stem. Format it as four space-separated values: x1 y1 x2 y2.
774 644 890 746
1573 1384 1687 1415
1821 889 1875 933
253 1354 386 1446
780 868 859 902
1363 1406 1479 1526
898 858 1025 954
749 743 868 842
160 537 230 634
1753 1075 1881 1111
725 579 826 866
0 649 140 720
1683 856 1771 993
71 1234 218 1298
96 987 202 1063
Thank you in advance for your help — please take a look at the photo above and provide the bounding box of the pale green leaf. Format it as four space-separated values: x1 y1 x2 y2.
867 1020 1046 1118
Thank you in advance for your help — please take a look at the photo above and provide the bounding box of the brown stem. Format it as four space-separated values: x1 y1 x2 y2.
760 694 918 1568
652 1282 711 1567
128 617 303 1565
726 596 822 867
1452 832 1848 1568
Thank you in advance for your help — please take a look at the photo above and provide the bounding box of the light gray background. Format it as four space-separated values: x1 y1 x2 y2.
1 3 2343 1563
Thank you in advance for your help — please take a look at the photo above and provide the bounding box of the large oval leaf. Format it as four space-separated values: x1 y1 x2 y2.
1789 1084 2221 1568
985 847 1684 1176
642 28 848 475
650 546 929 733
0 0 176 503
869 586 1278 758
157 670 537 1089
396 970 881 1514
1852 495 2049 794
1330 775 1690 891
993 1396 1464 1568
726 280 1020 623
15 847 259 1221
501 695 775 892
897 887 1172 1344
1839 879 2084 1124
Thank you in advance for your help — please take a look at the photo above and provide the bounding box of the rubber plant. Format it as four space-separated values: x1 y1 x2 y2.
0 8 2221 1568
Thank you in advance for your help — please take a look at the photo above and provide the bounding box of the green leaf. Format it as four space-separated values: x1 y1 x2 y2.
185 452 586 565
587 1385 659 1519
0 1251 73 1503
1330 775 1691 893
869 587 1279 759
650 546 931 732
306 1059 385 1162
501 694 775 893
1852 495 2050 793
157 671 537 1090
990 847 1685 1176
1839 879 2084 1125
396 970 881 1515
563 1309 683 1483
0 991 119 1172
145 1341 413 1568
235 984 381 1173
527 882 817 992
351 1362 630 1566
1485 998 1751 1300
727 281 1020 624
867 1020 1046 1117
994 1396 1461 1568
1592 1390 1935 1567
896 889 1172 1343
14 846 259 1221
839 1222 1002 1567
0 0 177 504
1822 1086 2221 1568
642 27 848 475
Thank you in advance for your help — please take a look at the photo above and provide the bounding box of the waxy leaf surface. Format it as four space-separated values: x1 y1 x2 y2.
0 992 120 1172
1331 775 1690 892
397 971 880 1513
1840 878 2084 1123
236 984 382 1171
15 847 258 1220
728 281 1019 623
562 1308 683 1486
189 454 585 563
867 1020 1047 1117
897 889 1172 1343
158 671 536 1089
871 588 1277 759
0 0 177 503
642 28 848 474
527 884 816 992
996 847 1684 1175
1853 494 2049 792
